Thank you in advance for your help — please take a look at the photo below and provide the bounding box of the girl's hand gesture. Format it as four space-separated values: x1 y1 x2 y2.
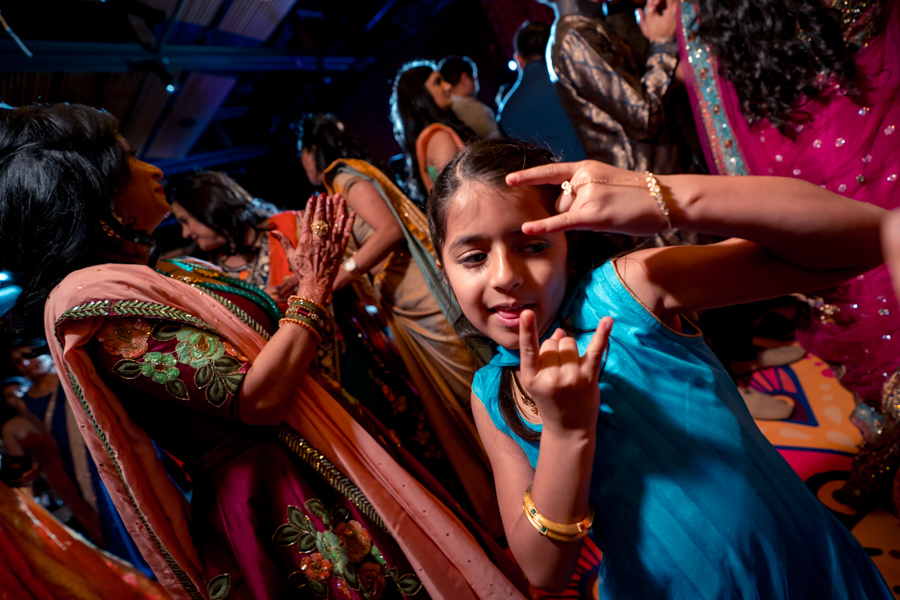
507 161 672 236
517 310 613 437
271 193 355 301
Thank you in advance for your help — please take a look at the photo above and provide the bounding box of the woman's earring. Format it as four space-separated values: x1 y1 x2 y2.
99 219 122 239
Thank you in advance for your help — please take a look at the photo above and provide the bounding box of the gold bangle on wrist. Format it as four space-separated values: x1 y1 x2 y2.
523 483 593 542
645 172 672 232
279 316 324 343
287 295 327 315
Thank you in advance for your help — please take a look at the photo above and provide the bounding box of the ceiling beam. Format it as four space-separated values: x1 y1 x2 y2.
0 41 375 72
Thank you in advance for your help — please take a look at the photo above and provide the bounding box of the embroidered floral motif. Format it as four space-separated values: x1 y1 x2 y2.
97 318 152 358
151 323 244 406
334 521 372 562
175 328 226 369
358 562 387 600
300 553 334 581
274 502 422 598
113 352 189 401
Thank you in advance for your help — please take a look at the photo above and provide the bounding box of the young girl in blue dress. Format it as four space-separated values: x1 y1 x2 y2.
427 138 893 599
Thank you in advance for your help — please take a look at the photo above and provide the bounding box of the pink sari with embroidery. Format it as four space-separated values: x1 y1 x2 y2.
678 0 900 424
45 263 525 600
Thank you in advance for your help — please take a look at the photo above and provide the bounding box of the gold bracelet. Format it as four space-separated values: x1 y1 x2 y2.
287 295 327 315
645 172 672 231
284 305 326 325
286 313 327 337
279 316 323 344
523 483 593 542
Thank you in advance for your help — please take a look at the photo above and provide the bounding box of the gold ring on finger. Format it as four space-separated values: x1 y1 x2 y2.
310 220 330 237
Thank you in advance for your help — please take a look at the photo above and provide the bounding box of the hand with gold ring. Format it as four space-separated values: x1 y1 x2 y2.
506 160 673 236
271 193 355 304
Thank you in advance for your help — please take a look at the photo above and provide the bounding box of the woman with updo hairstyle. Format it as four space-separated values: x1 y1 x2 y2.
299 112 502 534
389 60 476 201
0 103 519 599
678 0 900 514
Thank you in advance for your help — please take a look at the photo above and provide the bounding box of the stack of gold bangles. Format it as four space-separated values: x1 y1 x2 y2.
279 295 328 343
523 483 594 542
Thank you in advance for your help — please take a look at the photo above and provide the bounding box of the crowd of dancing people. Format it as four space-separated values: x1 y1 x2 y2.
0 0 898 598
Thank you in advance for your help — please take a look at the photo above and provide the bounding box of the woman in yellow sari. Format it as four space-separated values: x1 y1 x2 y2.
298 114 499 534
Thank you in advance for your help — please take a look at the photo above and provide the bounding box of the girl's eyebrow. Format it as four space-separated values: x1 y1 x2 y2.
449 227 532 250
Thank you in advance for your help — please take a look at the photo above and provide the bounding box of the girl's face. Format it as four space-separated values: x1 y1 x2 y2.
440 184 569 350
170 202 227 251
112 155 169 233
424 70 454 111
300 146 323 185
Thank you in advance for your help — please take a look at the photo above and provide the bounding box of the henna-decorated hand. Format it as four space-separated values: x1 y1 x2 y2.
271 193 355 304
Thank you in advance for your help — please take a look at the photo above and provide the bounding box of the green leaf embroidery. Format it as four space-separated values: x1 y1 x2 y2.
287 505 309 531
214 356 242 373
207 573 231 600
153 323 182 342
332 505 350 523
305 499 327 518
370 545 385 565
223 373 243 395
195 364 213 388
207 376 227 406
308 579 328 596
272 524 302 547
396 574 423 595
297 532 318 553
113 359 142 380
166 379 189 401
343 563 360 589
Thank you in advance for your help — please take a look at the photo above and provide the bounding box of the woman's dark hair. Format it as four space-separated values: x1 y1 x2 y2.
429 138 616 441
168 171 278 255
298 113 374 176
389 60 476 200
0 103 156 340
694 0 857 131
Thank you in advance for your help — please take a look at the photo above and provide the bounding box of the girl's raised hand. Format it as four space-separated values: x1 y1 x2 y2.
507 161 671 236
517 309 613 436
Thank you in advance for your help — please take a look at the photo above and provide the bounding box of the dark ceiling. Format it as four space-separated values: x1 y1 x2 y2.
0 0 553 207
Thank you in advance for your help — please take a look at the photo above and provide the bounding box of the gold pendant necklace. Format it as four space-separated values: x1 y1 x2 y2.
512 371 539 416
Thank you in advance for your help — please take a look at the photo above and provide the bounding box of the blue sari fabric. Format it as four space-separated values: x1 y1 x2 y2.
473 261 891 599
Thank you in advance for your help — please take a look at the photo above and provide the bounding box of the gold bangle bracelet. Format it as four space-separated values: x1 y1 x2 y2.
284 313 326 337
523 483 593 542
279 317 323 343
284 305 327 324
645 172 672 232
288 295 327 315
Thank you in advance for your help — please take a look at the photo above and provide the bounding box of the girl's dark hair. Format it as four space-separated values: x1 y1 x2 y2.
694 0 857 131
0 103 155 340
298 113 375 175
168 171 278 255
389 60 476 200
429 138 616 441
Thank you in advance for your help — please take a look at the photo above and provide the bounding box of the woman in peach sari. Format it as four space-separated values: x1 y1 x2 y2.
0 104 524 600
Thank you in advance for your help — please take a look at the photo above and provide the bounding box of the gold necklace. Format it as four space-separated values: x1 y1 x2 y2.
512 371 539 416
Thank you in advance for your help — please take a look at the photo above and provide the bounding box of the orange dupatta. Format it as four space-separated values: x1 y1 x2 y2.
45 263 523 600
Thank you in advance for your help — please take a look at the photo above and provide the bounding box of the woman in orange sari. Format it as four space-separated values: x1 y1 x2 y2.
0 103 524 600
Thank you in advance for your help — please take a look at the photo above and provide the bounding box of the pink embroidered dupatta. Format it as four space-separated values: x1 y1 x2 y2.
45 263 523 600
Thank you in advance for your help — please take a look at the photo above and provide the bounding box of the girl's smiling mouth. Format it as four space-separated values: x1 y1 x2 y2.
489 303 534 326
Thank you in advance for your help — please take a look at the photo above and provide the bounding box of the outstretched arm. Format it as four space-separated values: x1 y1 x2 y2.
509 161 885 317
